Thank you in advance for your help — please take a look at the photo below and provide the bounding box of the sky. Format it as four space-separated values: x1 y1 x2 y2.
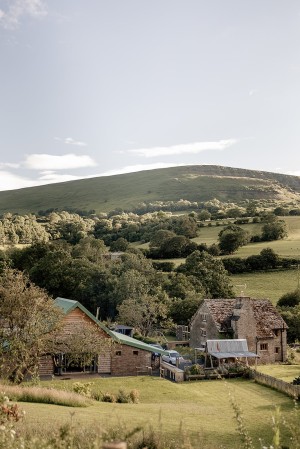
1 0 300 192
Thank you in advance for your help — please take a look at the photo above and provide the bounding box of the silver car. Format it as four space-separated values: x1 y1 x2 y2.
161 350 184 365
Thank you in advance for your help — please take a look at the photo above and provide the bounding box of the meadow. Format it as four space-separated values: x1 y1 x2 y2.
152 217 300 302
257 364 300 383
12 376 297 449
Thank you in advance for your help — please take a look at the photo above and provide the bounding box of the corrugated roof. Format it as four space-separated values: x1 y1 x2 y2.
110 331 169 355
206 339 258 358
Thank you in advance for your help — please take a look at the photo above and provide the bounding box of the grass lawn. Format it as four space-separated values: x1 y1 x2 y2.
18 376 298 449
257 364 300 383
230 269 299 304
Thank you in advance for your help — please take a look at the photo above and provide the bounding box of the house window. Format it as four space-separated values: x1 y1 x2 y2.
274 330 279 337
201 314 207 322
275 347 280 354
201 329 207 337
260 343 268 351
133 350 139 355
116 351 122 356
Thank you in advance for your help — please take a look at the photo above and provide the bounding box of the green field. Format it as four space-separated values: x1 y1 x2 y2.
193 217 300 258
230 269 299 304
257 364 300 383
18 376 297 449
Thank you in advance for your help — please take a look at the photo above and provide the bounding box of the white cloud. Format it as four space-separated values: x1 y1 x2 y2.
0 170 38 191
99 162 184 176
38 171 83 183
0 169 85 192
55 137 87 147
286 170 300 176
0 0 47 29
0 162 20 169
24 153 97 170
128 139 237 158
249 89 258 97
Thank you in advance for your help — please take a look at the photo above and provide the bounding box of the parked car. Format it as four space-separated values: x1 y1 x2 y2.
150 343 164 357
161 350 184 365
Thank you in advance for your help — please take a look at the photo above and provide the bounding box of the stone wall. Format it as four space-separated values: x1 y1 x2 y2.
190 302 219 348
251 369 300 399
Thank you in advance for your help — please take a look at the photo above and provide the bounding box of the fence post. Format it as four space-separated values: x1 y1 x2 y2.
102 442 127 449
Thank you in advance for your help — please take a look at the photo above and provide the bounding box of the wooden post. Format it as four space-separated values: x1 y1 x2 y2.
102 442 127 449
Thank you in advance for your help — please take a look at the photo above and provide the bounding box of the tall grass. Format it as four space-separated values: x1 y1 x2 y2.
0 384 91 407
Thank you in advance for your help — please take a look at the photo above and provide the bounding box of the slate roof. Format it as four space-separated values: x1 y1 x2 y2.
203 297 286 338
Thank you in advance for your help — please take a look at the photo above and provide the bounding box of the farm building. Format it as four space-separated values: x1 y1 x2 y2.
39 297 166 377
190 296 287 364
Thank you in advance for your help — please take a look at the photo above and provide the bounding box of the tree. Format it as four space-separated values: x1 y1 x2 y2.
170 216 198 238
54 321 111 370
0 268 63 383
110 237 129 252
245 202 258 217
273 206 288 216
218 225 250 254
149 230 176 249
72 236 107 263
226 207 243 218
198 210 211 222
261 219 287 241
277 290 300 308
169 294 203 324
279 304 300 343
117 292 170 336
177 250 235 298
259 248 279 270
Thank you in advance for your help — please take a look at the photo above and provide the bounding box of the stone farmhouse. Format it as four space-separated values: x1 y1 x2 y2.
190 296 288 364
39 297 166 377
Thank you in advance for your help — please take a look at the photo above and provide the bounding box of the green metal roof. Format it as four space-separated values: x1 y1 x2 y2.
110 331 169 354
55 297 168 354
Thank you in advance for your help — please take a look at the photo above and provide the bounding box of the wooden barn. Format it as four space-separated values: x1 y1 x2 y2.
39 297 166 377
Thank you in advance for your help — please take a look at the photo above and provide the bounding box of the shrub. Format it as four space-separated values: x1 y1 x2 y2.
130 389 140 404
291 376 300 385
188 364 204 375
102 392 116 403
116 389 132 403
72 381 93 398
0 392 24 424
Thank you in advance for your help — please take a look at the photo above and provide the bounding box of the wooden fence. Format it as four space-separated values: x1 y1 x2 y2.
250 369 300 399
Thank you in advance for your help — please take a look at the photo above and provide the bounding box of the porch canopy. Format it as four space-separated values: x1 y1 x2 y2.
205 339 258 359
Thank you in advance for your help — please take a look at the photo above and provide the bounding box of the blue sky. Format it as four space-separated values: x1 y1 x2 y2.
0 0 300 191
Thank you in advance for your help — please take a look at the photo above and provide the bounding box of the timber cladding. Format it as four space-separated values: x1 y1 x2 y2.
61 308 109 339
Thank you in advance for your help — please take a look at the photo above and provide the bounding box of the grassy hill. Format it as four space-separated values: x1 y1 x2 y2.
0 165 300 215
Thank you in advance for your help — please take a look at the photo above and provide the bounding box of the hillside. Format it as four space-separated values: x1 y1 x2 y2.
0 165 300 215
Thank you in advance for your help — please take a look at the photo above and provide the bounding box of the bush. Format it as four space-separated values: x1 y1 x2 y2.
116 389 132 403
291 376 300 385
72 382 93 398
102 392 116 403
188 364 204 375
130 389 140 404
